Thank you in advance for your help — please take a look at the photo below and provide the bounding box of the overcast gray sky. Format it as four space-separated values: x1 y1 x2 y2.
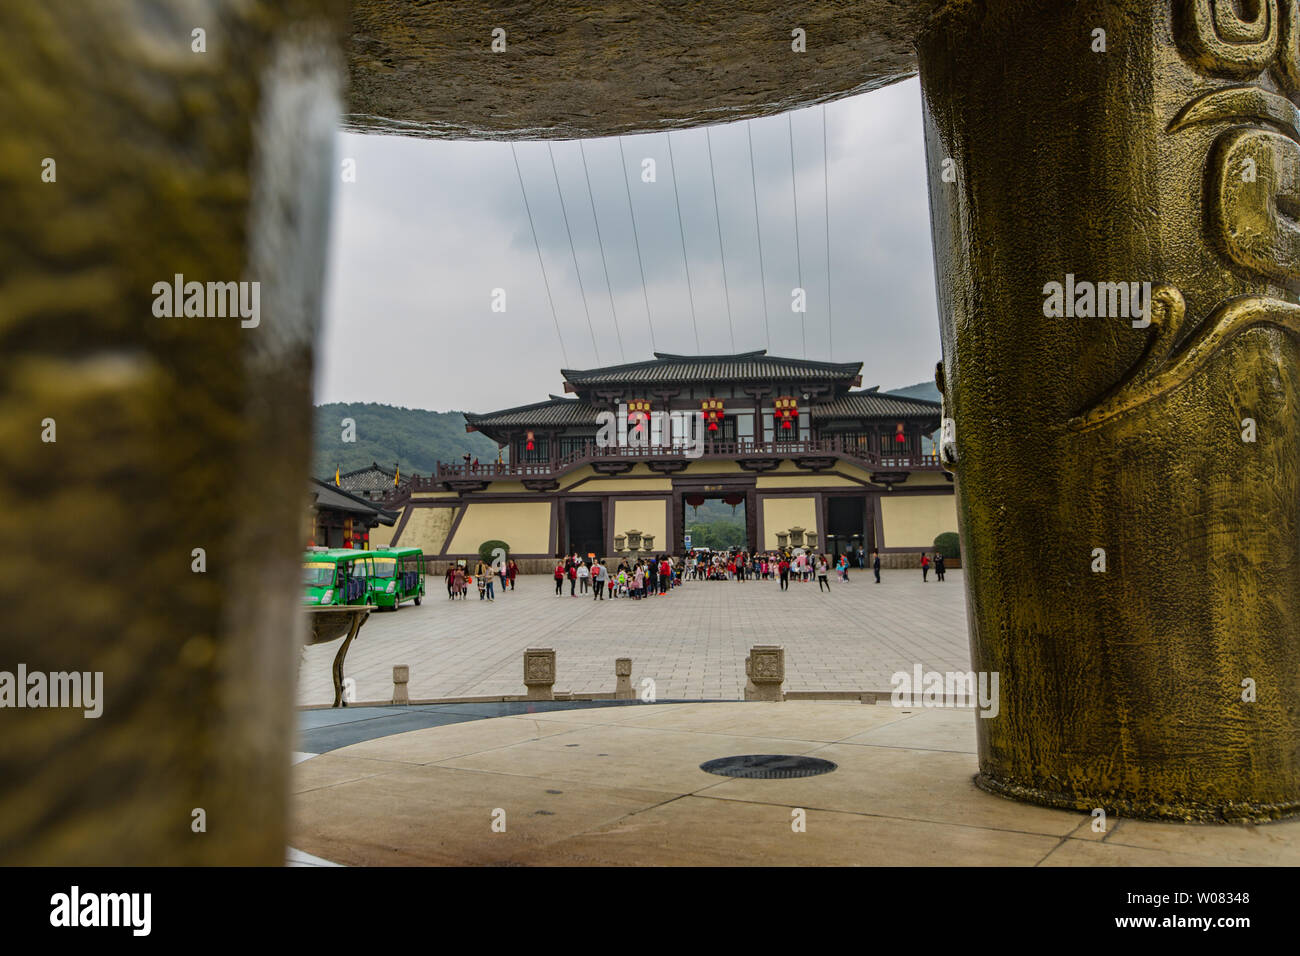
316 77 939 411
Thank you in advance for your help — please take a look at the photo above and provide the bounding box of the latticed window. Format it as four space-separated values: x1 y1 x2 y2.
706 416 737 443
557 435 592 459
517 435 550 462
828 431 873 454
881 426 915 456
773 414 802 442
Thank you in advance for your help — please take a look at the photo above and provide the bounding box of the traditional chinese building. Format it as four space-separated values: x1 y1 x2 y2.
375 351 955 568
308 476 398 549
337 461 403 502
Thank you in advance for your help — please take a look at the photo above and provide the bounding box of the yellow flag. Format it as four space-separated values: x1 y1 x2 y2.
394 465 400 486
334 466 340 486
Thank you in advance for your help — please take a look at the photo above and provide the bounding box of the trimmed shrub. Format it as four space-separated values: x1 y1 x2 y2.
478 540 511 565
933 532 960 559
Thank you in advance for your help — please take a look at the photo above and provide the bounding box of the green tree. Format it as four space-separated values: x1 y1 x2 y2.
933 531 960 558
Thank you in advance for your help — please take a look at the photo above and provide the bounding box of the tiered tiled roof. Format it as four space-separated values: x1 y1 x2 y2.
465 397 603 430
309 477 399 524
810 388 940 419
562 350 862 388
337 462 400 496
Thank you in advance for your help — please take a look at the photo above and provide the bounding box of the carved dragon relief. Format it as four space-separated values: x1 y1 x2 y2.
1070 0 1300 432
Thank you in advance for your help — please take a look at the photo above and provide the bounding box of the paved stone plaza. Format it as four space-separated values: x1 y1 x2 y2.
290 702 1300 866
297 570 970 706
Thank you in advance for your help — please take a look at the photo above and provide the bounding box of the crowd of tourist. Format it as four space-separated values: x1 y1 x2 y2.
439 547 948 601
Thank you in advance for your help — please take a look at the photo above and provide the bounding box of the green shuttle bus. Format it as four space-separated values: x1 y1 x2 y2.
370 547 425 610
302 549 378 607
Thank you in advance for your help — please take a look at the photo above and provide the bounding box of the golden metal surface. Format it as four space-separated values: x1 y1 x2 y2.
0 0 348 864
921 0 1300 820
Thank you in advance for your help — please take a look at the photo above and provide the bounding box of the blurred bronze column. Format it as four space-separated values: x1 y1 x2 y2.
920 0 1300 820
0 0 347 862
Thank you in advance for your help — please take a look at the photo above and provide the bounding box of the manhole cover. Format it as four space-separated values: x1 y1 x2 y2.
699 755 837 779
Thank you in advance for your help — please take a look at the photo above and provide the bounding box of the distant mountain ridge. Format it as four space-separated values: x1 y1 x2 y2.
311 402 499 480
883 381 942 404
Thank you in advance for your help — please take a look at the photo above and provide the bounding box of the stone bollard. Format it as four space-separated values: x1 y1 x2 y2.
523 648 556 701
614 658 633 700
744 645 785 702
392 665 410 705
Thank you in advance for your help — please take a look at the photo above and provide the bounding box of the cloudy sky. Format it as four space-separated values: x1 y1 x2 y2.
316 77 939 412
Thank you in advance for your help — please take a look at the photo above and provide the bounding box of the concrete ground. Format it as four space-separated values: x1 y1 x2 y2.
297 570 968 705
289 701 1300 866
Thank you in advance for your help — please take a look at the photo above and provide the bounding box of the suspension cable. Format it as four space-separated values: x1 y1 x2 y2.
822 104 833 360
548 142 600 364
510 143 569 367
579 140 626 362
706 127 736 352
618 136 657 353
747 121 772 352
789 112 806 359
666 131 702 352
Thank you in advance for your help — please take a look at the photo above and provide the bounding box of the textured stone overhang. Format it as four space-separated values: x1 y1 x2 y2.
345 0 927 141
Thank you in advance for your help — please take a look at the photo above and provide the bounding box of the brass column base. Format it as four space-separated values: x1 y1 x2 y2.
974 773 1300 825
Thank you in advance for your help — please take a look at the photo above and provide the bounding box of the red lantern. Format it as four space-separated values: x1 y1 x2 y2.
774 396 798 430
895 423 906 443
627 399 651 433
685 494 705 509
701 398 724 432
525 430 535 452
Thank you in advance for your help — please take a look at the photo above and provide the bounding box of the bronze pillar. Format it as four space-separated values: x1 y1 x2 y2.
920 0 1300 820
0 0 347 863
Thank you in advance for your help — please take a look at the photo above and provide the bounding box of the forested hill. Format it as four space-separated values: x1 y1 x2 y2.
884 381 942 404
311 403 500 479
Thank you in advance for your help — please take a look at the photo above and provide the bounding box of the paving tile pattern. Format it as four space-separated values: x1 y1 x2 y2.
297 571 970 706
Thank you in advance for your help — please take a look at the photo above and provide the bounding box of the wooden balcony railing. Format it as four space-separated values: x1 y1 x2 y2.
415 438 943 486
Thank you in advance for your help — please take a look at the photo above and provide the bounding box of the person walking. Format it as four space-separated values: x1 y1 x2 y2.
578 560 590 594
935 552 946 582
506 558 518 591
453 564 465 599
593 560 607 600
445 563 456 600
872 550 881 584
921 551 931 582
474 559 489 600
568 558 578 596
817 555 831 592
778 555 790 591
498 560 508 595
484 569 495 601
554 559 565 596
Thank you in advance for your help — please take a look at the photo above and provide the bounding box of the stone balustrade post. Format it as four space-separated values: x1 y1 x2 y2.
615 658 633 700
524 648 556 701
392 665 410 705
743 645 785 702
